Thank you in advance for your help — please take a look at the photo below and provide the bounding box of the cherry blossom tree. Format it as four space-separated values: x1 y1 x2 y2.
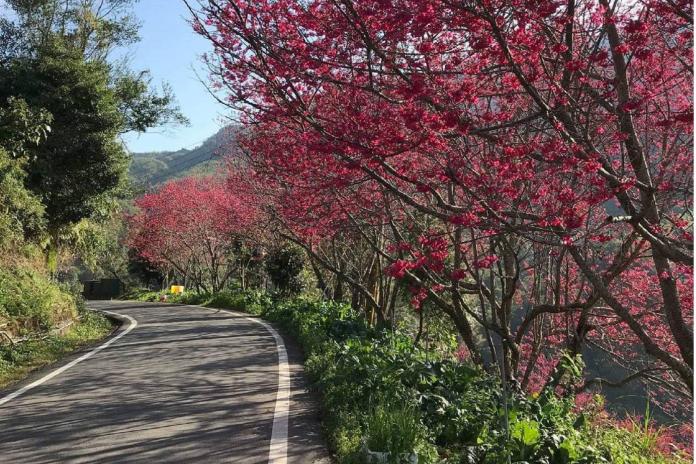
190 0 693 412
127 175 259 292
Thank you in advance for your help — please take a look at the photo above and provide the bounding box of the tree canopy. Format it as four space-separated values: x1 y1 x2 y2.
190 0 693 417
0 0 186 235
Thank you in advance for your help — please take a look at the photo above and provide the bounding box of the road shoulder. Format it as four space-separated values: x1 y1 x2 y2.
0 308 119 396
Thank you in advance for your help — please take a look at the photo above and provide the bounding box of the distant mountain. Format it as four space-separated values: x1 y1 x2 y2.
129 126 238 188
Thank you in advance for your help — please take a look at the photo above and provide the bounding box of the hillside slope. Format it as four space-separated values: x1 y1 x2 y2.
129 126 238 188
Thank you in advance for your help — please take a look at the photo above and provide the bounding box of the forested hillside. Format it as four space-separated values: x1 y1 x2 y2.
129 126 237 187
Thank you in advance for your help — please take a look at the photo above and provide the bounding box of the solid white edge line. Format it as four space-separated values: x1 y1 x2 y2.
0 309 138 407
198 306 290 464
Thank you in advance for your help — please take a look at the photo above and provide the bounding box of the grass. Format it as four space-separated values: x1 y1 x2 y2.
0 309 115 389
123 288 271 315
366 405 421 455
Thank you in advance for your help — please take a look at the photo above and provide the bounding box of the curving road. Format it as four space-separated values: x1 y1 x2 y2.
0 301 330 463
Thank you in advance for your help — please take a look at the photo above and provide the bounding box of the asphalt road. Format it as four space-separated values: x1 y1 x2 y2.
0 301 330 463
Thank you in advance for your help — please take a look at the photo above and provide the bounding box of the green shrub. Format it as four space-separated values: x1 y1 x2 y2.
120 288 691 464
0 263 76 334
121 287 156 301
265 245 305 296
329 411 364 460
259 294 689 464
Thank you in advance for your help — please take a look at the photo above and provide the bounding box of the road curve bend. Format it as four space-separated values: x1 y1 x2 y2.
0 300 329 463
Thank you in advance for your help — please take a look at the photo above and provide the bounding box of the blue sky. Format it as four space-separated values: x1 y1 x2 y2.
119 0 229 153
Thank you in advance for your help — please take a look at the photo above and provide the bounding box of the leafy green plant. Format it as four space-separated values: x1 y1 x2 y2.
121 288 692 464
510 419 541 459
366 405 421 456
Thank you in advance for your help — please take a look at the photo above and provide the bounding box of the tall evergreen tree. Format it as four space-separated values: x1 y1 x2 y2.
0 0 186 234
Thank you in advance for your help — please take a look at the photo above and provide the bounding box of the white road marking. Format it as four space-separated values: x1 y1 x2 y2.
0 310 138 407
0 302 291 463
198 306 290 464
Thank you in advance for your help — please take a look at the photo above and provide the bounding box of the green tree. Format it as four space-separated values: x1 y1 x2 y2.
0 97 50 248
4 0 140 60
0 46 129 231
0 0 186 232
114 70 189 133
68 209 131 282
0 0 186 283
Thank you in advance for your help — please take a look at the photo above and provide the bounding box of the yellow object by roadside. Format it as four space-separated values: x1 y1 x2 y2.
170 285 185 294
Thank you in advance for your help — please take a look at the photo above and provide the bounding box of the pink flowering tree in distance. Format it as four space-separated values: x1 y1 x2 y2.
127 175 259 292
